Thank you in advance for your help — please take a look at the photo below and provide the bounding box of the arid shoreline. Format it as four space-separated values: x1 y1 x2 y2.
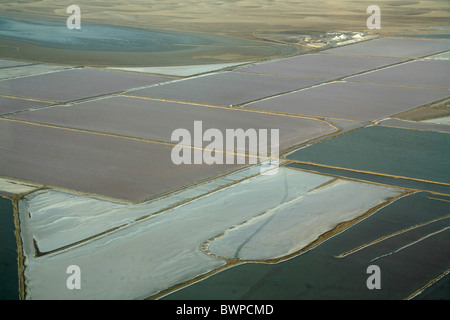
1 1 449 67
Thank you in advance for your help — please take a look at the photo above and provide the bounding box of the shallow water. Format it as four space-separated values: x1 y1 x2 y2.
0 196 19 300
0 16 297 67
0 16 213 52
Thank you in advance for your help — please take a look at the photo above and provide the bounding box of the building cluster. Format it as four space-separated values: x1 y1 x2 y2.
299 32 371 48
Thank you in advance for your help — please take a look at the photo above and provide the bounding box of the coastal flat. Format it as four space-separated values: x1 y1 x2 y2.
0 59 31 68
0 64 72 80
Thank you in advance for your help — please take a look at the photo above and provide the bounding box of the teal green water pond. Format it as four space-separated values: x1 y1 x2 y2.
0 196 19 300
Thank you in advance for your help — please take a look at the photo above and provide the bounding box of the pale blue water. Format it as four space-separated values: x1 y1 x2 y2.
0 16 225 52
0 16 298 66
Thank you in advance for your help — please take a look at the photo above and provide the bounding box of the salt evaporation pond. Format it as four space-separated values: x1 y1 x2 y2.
164 192 450 300
0 196 19 300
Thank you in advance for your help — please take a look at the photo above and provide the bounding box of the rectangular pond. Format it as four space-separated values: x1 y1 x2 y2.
0 118 241 202
235 53 404 79
246 81 450 121
346 60 450 89
0 196 19 300
322 38 450 58
0 68 171 103
285 125 450 186
7 95 337 153
130 71 323 107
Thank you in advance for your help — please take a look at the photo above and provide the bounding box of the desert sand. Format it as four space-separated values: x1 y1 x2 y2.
1 0 449 36
0 1 449 66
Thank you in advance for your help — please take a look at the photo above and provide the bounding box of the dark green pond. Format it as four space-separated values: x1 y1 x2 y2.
0 196 19 300
286 126 450 186
163 192 450 300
